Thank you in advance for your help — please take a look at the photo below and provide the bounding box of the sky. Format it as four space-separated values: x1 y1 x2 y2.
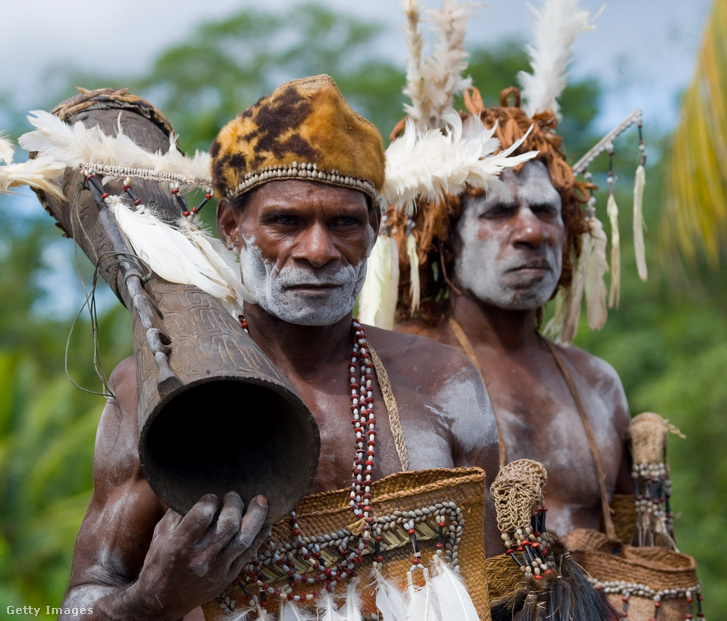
0 0 714 135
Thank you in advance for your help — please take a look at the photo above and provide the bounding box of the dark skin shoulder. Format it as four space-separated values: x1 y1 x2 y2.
395 316 632 539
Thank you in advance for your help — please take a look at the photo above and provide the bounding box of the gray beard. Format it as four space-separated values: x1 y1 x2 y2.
239 238 368 326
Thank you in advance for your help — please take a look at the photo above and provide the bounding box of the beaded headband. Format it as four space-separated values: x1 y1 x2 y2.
209 74 385 205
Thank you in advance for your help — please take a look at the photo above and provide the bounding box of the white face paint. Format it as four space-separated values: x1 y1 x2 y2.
239 233 370 326
454 160 565 310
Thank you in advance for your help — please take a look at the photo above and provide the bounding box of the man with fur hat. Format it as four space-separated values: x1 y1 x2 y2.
59 75 504 621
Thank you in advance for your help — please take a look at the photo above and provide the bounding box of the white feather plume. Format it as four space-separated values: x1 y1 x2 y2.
405 570 439 621
253 604 273 621
633 162 648 281
357 233 400 330
559 250 586 344
343 580 363 621
429 562 478 621
279 600 315 621
0 134 14 164
107 196 248 314
584 214 608 330
318 591 346 621
402 0 433 129
382 109 538 213
518 0 597 118
406 232 421 312
606 190 621 308
0 156 66 197
374 568 408 621
544 252 585 345
423 0 480 126
19 110 211 189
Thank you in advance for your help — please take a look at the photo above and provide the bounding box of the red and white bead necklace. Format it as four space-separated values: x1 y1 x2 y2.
238 316 377 602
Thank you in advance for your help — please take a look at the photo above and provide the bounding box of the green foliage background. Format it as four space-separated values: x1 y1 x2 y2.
1 3 725 618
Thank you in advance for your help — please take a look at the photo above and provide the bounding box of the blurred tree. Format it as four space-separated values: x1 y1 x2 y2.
661 0 727 270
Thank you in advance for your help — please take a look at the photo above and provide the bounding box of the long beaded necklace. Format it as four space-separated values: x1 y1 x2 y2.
238 316 376 608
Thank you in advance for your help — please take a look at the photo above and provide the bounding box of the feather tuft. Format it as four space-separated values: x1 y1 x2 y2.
606 190 621 308
279 600 315 621
0 156 66 197
107 197 248 314
423 0 481 127
405 570 439 621
633 162 648 281
357 234 400 329
382 111 537 212
429 561 478 621
545 251 585 344
406 231 421 312
19 110 211 189
318 591 346 621
402 0 433 129
343 580 363 621
584 214 608 330
518 0 597 118
0 134 14 164
374 567 408 621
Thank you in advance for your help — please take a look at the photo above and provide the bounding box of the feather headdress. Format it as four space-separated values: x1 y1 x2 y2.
518 0 597 119
545 108 645 342
382 109 537 213
402 0 482 130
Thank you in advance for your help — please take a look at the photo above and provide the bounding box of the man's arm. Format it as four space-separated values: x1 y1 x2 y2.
62 357 269 621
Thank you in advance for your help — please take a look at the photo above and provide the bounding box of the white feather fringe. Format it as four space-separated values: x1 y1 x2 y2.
0 134 14 164
0 156 66 197
343 581 363 621
402 0 433 129
405 569 439 621
382 109 537 213
106 196 251 315
633 163 648 281
279 600 315 621
357 234 400 330
406 232 421 312
518 0 596 118
374 568 408 621
318 592 346 621
429 562 479 621
19 110 212 190
544 250 585 345
606 191 621 308
584 215 608 331
423 0 479 127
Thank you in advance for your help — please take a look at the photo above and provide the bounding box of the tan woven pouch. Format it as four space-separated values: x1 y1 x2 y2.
203 467 491 620
566 528 700 621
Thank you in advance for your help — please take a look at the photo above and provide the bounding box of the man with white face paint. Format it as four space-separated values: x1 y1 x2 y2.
61 75 500 621
393 91 633 542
